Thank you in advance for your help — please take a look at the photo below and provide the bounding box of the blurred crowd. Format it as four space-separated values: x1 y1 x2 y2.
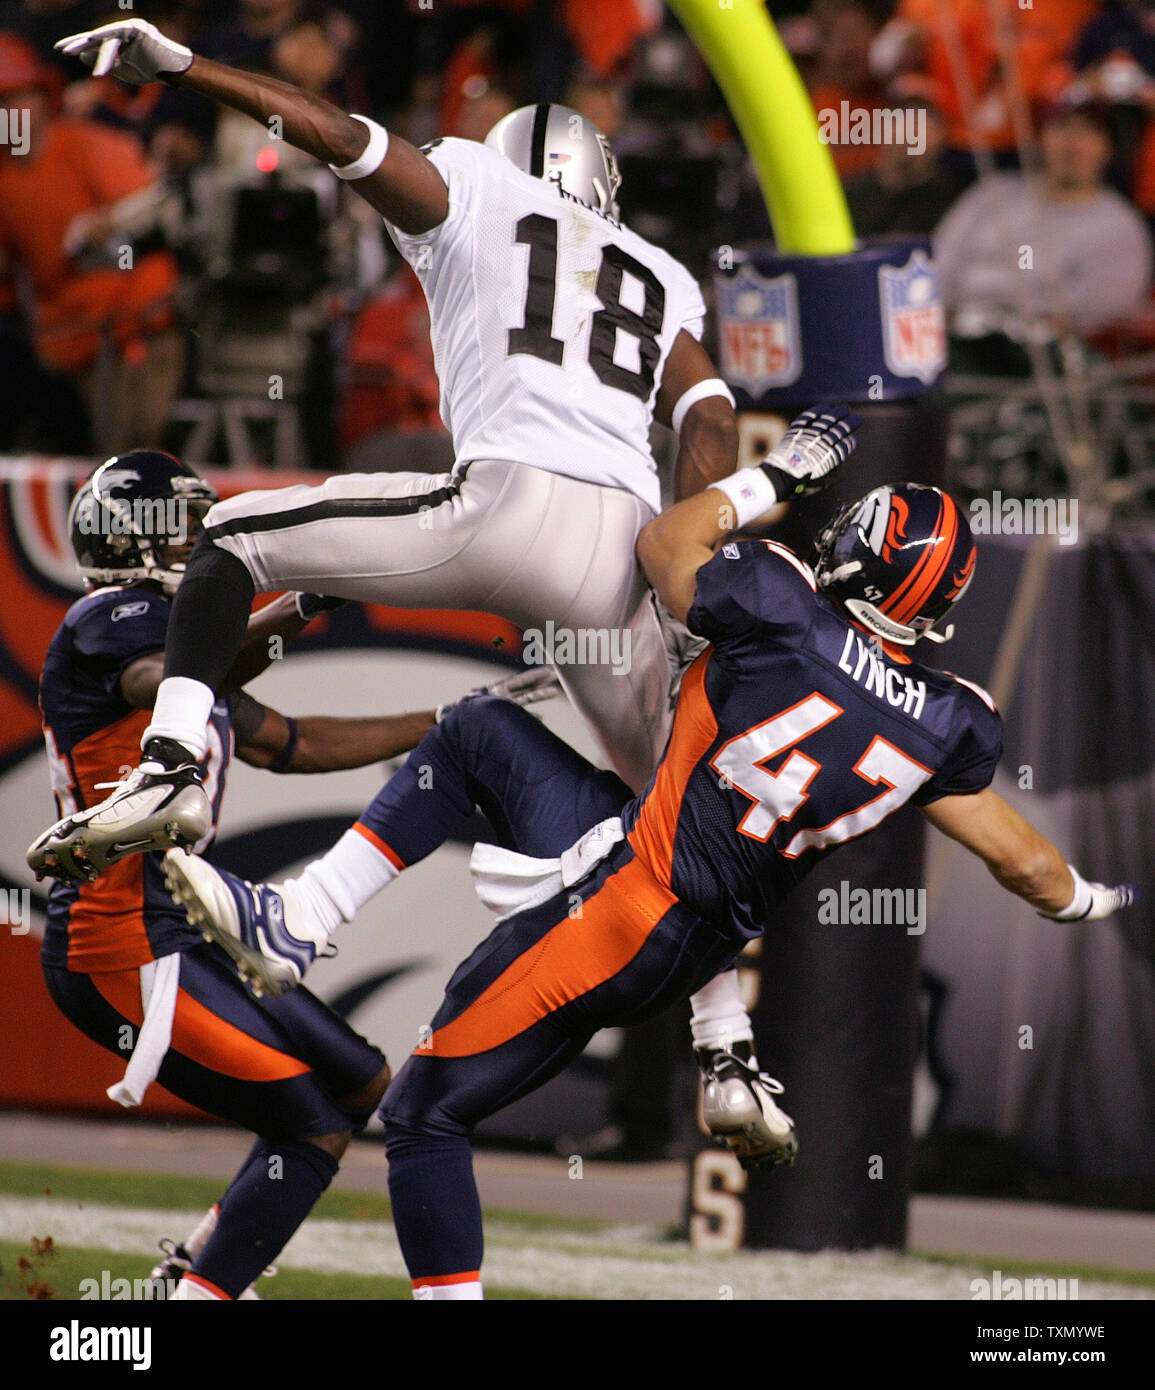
1 0 1155 467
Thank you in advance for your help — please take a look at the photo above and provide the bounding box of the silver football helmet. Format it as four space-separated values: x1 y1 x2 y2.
484 103 622 216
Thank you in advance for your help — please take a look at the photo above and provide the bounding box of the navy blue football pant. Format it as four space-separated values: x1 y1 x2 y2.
366 699 741 1288
45 944 386 1296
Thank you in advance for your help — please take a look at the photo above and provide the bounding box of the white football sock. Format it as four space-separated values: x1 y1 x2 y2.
291 828 401 937
690 969 756 1056
413 1279 483 1300
181 1204 219 1258
143 677 214 761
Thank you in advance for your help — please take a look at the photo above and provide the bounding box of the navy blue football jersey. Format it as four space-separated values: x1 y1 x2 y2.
622 540 1003 938
39 584 233 971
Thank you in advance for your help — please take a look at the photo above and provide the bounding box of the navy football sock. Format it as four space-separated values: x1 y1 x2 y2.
192 1138 338 1299
385 1123 483 1281
164 540 255 691
358 697 629 866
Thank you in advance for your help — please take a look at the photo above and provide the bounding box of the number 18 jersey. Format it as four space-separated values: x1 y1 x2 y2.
388 137 707 515
621 541 1004 938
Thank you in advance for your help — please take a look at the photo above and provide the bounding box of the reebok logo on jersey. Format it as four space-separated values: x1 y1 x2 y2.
110 601 151 623
836 628 926 719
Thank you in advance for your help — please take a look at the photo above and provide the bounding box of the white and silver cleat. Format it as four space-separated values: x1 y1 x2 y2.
163 851 321 997
698 1047 799 1170
27 758 210 883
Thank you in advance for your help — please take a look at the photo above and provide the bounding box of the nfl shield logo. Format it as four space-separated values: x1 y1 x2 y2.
878 250 946 385
716 265 802 394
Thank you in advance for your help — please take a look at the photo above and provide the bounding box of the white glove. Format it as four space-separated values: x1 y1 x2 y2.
1039 866 1137 922
55 19 193 86
760 403 861 501
436 666 562 723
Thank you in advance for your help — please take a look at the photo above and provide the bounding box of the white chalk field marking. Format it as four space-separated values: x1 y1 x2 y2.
1 1197 1151 1300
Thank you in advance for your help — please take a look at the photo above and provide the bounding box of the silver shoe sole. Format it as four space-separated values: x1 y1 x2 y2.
163 851 294 998
28 783 210 881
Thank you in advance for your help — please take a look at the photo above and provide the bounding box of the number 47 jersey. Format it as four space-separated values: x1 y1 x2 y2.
388 136 707 516
622 541 1005 939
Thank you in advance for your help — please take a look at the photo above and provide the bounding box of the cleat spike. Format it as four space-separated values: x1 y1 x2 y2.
26 760 209 883
162 850 321 995
697 1047 798 1171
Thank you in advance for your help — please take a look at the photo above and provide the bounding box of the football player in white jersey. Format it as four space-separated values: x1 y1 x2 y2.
33 18 798 1167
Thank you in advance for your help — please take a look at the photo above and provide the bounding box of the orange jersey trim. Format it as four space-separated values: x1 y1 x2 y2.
91 971 310 1083
66 856 153 972
353 821 406 871
626 653 719 886
423 855 678 1059
61 710 162 971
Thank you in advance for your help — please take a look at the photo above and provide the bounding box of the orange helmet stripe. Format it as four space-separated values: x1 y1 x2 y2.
878 492 944 621
892 494 960 627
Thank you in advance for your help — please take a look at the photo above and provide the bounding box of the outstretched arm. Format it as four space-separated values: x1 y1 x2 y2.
229 663 563 773
922 789 1134 920
232 696 436 773
654 330 743 502
56 19 448 233
636 489 731 627
639 404 860 623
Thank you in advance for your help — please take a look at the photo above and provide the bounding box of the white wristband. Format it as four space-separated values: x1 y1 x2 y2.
708 467 780 529
330 115 389 180
671 377 735 435
1050 866 1094 920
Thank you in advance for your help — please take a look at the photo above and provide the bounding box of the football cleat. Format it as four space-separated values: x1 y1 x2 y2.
697 1047 799 1171
150 1238 193 1294
150 1238 271 1300
27 758 210 883
163 851 321 997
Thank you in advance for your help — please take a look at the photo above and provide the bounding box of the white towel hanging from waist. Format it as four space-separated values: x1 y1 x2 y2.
469 817 624 921
106 951 181 1108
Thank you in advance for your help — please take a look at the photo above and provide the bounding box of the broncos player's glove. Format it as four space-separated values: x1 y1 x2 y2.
760 403 861 502
708 403 861 531
55 19 193 85
1038 867 1137 922
436 666 562 724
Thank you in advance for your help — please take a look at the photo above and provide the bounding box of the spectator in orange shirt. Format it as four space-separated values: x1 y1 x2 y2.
0 32 183 453
807 0 891 178
339 261 445 456
872 0 1096 154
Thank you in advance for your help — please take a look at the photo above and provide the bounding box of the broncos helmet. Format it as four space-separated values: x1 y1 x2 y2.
813 483 977 646
69 450 218 597
484 103 622 216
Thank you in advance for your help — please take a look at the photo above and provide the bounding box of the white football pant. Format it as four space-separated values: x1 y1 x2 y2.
205 460 672 792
